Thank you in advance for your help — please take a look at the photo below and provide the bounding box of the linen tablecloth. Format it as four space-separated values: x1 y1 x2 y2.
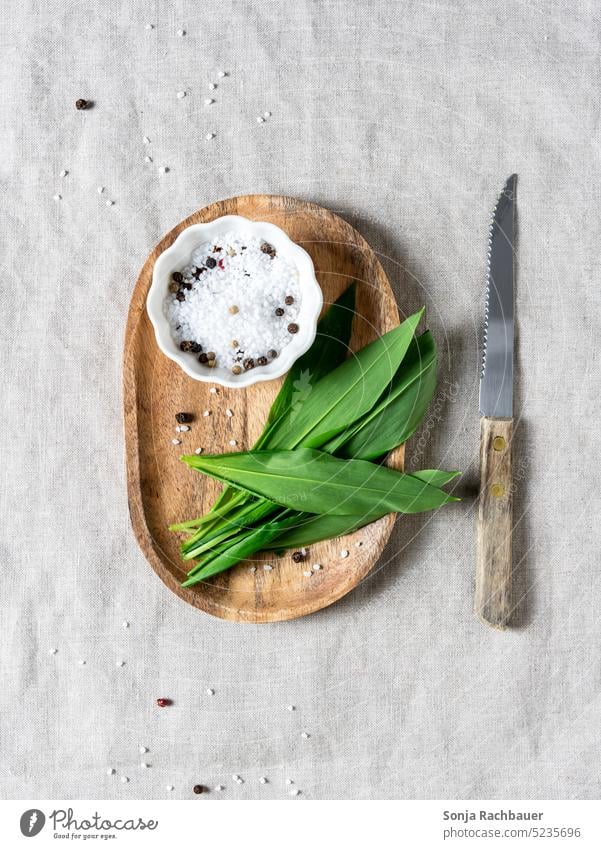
1 0 599 799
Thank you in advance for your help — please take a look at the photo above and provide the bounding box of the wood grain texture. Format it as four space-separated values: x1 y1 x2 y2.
123 195 403 622
475 416 513 629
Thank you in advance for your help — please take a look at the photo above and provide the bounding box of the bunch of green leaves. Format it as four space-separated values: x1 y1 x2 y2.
170 285 458 586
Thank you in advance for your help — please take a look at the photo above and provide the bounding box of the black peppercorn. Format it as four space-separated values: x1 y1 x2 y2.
175 412 194 423
285 295 294 305
243 358 255 370
260 242 276 258
205 257 217 269
257 356 268 366
198 353 209 363
175 292 186 301
180 340 202 353
292 551 305 563
287 323 299 334
75 98 91 110
268 349 278 358
172 271 184 283
193 784 206 794
275 307 284 317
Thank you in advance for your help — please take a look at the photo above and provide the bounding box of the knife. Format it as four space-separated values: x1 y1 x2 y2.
475 174 516 629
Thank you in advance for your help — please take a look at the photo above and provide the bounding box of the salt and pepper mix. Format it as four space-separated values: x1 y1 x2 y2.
164 232 302 374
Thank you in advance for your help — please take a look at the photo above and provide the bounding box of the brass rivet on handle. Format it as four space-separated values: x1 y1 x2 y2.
491 483 505 498
493 436 506 451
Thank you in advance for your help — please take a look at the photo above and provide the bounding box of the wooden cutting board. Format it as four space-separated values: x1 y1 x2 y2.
123 195 403 622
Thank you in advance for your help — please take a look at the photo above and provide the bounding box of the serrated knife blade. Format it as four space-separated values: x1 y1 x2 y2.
479 174 516 417
474 175 517 630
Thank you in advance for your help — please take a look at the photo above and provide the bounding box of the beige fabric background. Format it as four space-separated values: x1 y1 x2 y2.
1 0 599 800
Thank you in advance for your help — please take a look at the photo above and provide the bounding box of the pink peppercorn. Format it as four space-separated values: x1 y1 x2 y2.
156 698 172 707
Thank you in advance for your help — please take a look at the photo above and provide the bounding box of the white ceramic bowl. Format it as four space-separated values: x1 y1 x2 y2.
146 215 322 388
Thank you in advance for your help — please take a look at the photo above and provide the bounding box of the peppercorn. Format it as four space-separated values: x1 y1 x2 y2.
229 305 239 314
172 271 184 283
257 356 268 366
243 358 255 370
232 365 242 375
156 698 172 707
268 349 278 358
176 292 186 301
261 241 276 258
207 360 217 368
75 98 91 110
292 551 305 563
288 323 299 334
231 339 239 348
193 784 206 794
180 340 202 353
168 280 180 294
175 412 194 424
198 353 209 363
205 257 217 269
206 351 216 361
275 307 284 316
285 295 294 305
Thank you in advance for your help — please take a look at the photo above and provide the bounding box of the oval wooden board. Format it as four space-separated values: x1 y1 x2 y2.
123 195 403 622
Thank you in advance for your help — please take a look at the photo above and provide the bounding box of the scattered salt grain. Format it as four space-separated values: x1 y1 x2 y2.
139 746 148 754
78 659 86 665
214 784 224 791
143 136 150 144
225 408 233 417
249 566 256 573
177 29 185 36
60 169 68 177
116 660 125 667
166 785 174 791
204 98 214 106
301 732 310 739
229 439 237 447
107 768 115 775
203 410 211 417
206 688 215 696
208 83 217 90
179 425 190 432
286 705 295 711
159 165 169 174
256 116 265 124
205 132 215 140
303 571 312 577
312 563 321 571
140 762 149 769
285 778 294 785
210 387 218 394
340 549 349 558
145 155 152 163
49 648 58 655
106 199 114 207
355 540 363 547
232 773 241 781
289 788 301 796
53 194 61 201
236 777 244 785
264 111 271 118
121 775 129 783
263 564 273 572
122 620 130 629
217 70 227 77
172 438 182 445
97 186 104 194
194 448 203 455
176 90 186 99
259 776 268 784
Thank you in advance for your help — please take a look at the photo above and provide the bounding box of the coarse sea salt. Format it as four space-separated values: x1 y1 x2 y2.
164 232 302 373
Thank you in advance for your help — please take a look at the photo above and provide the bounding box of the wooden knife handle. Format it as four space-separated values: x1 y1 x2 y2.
475 416 513 629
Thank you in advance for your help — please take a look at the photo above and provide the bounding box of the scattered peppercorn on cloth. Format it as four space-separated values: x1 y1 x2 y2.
1 0 600 801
